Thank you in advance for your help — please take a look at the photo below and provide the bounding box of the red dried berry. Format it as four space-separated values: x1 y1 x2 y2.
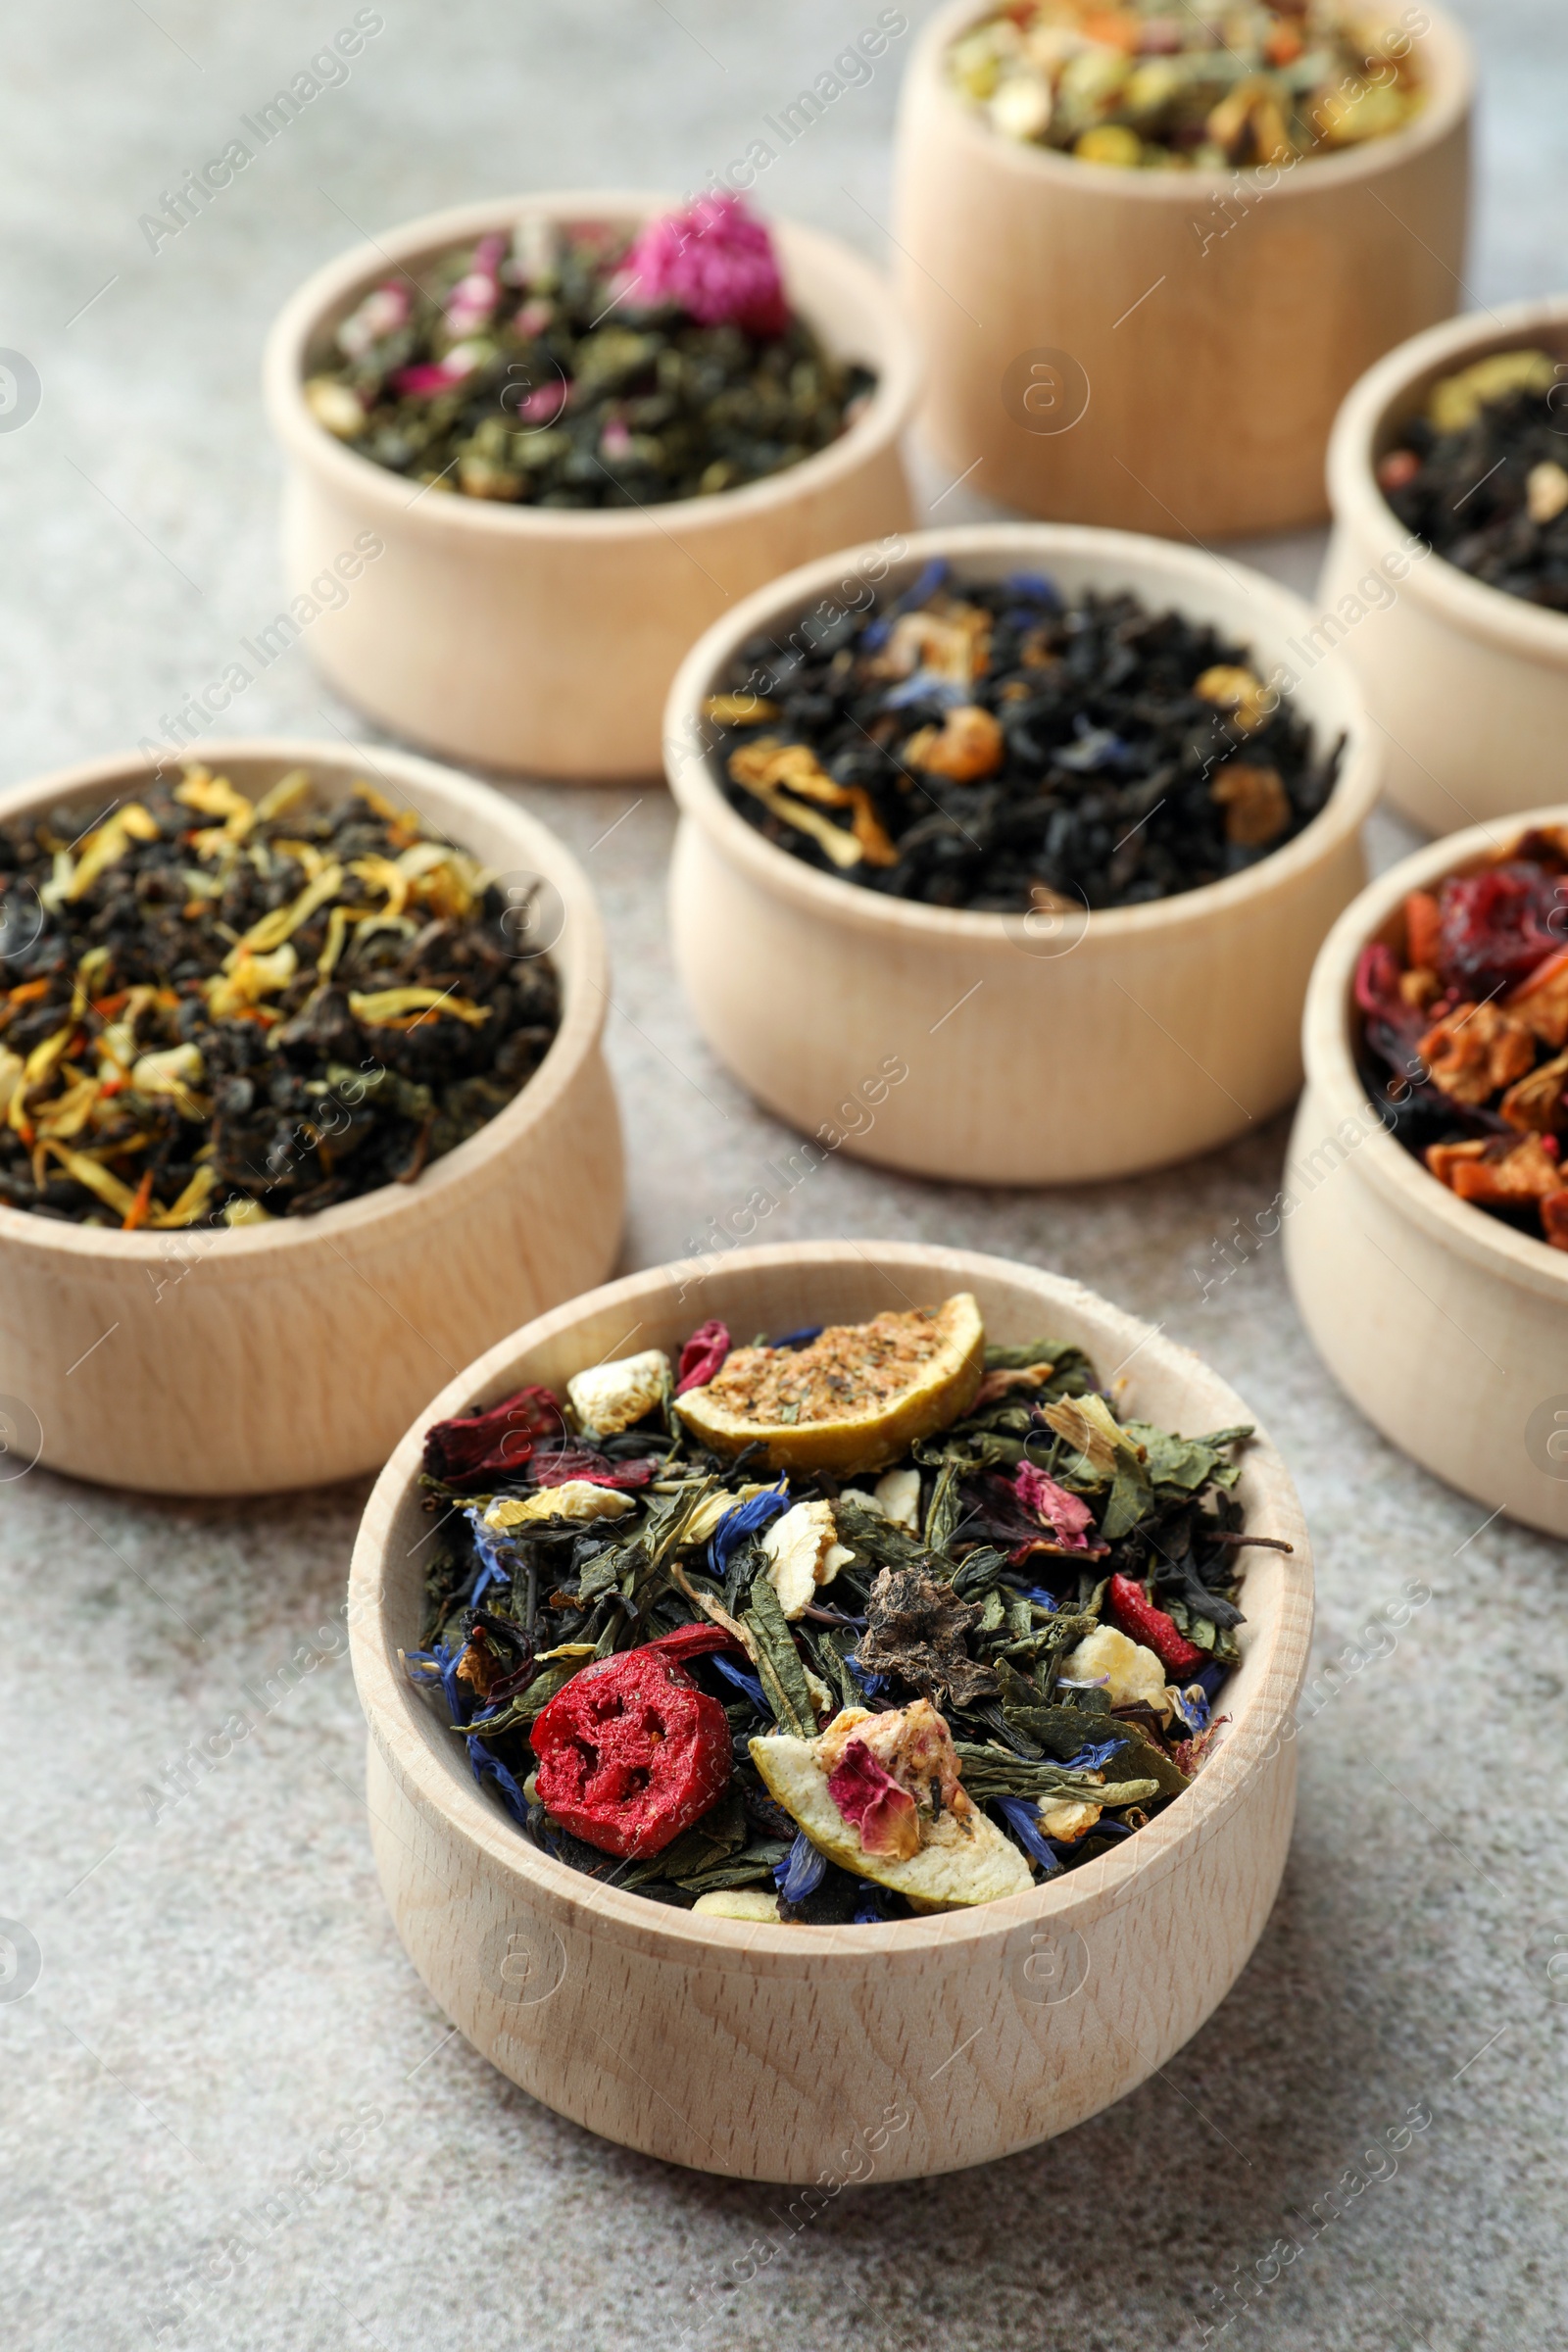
529 1643 732 1858
675 1318 731 1395
1106 1573 1204 1678
1438 864 1564 999
421 1384 565 1488
1376 448 1421 496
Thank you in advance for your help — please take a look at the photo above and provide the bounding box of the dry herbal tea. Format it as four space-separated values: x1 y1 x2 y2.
1357 829 1568 1250
702 562 1341 908
948 1 1423 170
305 194 875 508
0 766 561 1226
1376 350 1568 612
405 1293 1274 1922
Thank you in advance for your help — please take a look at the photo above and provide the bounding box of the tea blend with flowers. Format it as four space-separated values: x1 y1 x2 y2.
0 767 560 1226
702 563 1340 908
304 195 874 508
405 1294 1268 1922
1376 351 1568 612
948 2 1423 170
1358 830 1568 1250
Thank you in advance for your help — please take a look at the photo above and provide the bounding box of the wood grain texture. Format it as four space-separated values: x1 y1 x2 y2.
263 192 919 782
892 0 1472 539
1322 297 1568 835
347 1241 1315 2181
1285 811 1568 1538
662 525 1380 1186
0 739 624 1495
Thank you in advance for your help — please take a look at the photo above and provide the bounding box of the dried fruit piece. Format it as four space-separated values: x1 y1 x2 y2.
902 704 1004 782
1506 949 1568 1049
676 1295 985 1474
760 1498 855 1619
566 1349 669 1438
1441 1133 1561 1206
481 1481 636 1531
1106 1571 1204 1676
1195 664 1272 734
1418 1001 1535 1105
1499 1051 1568 1134
1060 1622 1170 1714
1210 762 1291 850
750 1702 1031 1908
529 1643 732 1859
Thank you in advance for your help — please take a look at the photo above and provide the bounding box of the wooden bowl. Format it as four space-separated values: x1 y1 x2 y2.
347 1239 1313 2181
1322 297 1568 835
662 524 1381 1186
892 0 1472 539
0 739 622 1496
263 191 919 782
1285 808 1568 1538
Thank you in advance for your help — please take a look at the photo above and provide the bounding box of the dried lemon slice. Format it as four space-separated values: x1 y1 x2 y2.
674 1294 985 1475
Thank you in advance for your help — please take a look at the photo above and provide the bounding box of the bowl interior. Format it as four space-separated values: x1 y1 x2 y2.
0 739 603 1254
671 523 1374 937
358 1245 1313 1947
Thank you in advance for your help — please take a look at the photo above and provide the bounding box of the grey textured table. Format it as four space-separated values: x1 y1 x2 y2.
3 5 1564 2347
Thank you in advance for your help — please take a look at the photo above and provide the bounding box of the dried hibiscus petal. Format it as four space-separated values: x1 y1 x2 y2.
1438 863 1563 998
422 1385 565 1486
676 1318 731 1395
529 1643 732 1859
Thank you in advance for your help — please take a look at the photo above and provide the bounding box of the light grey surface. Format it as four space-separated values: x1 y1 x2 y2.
2 4 1565 2348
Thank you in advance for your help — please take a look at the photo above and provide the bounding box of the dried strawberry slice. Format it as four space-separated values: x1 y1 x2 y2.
529 1644 732 1858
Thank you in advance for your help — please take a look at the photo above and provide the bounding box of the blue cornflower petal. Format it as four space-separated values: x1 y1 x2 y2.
881 668 967 711
1194 1659 1228 1700
708 1480 791 1580
891 558 950 614
994 1795 1062 1874
859 615 893 651
1056 720 1133 773
1082 1816 1134 1840
465 1506 515 1605
1004 568 1060 605
1059 1738 1124 1772
467 1735 529 1826
710 1652 768 1711
770 1325 824 1350
852 1886 889 1924
845 1654 893 1701
773 1832 827 1903
1169 1681 1212 1737
434 1639 469 1728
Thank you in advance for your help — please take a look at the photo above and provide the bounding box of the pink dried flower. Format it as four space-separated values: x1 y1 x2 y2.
514 378 567 424
392 341 485 400
619 194 789 337
675 1319 731 1396
444 232 508 337
600 416 633 461
1012 1459 1095 1550
337 280 411 359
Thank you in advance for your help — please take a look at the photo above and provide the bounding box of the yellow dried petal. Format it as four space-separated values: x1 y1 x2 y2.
348 987 490 1028
44 1146 141 1218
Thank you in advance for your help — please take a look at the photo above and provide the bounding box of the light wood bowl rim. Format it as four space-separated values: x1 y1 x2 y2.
910 0 1473 201
662 520 1380 948
0 736 608 1269
348 1239 1315 1972
1328 292 1568 667
263 189 922 546
1301 801 1568 1300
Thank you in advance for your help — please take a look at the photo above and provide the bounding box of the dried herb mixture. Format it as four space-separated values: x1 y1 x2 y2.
1377 350 1568 612
1357 829 1568 1250
702 563 1341 909
0 767 561 1227
948 1 1423 170
406 1295 1268 1923
305 194 874 509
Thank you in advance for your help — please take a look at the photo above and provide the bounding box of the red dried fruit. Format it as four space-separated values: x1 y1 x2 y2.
529 1643 732 1858
645 1622 747 1664
422 1385 565 1488
1376 448 1421 495
1403 889 1442 972
1437 863 1564 999
825 1738 920 1859
675 1318 731 1396
1106 1572 1204 1677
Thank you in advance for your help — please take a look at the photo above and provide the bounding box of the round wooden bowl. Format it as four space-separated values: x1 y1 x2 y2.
348 1239 1313 2181
1322 297 1568 835
0 739 623 1496
263 191 919 782
662 523 1381 1186
892 0 1472 539
1284 808 1568 1538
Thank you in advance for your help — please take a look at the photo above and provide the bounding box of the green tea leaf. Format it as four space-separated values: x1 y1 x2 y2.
743 1577 818 1738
